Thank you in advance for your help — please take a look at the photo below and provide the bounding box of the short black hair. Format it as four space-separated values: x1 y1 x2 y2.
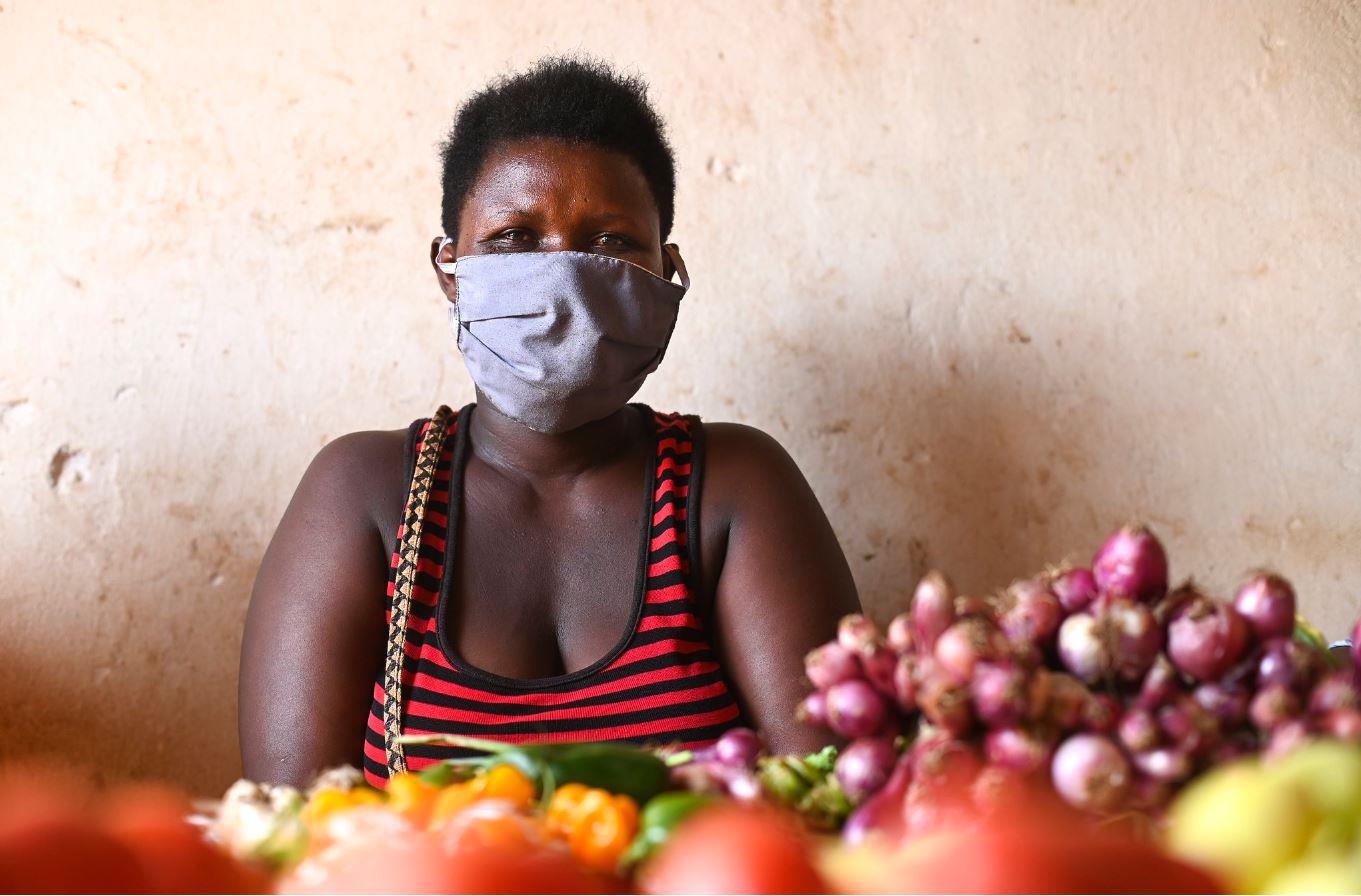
439 56 676 242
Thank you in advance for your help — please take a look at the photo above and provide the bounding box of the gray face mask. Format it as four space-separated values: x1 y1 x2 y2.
437 239 690 434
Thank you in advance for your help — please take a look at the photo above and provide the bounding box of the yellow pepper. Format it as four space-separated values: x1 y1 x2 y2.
545 783 640 873
301 787 383 826
386 772 440 826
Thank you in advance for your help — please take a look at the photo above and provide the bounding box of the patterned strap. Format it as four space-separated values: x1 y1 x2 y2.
382 405 454 774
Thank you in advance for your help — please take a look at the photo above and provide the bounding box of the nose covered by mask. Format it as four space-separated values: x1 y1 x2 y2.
437 238 690 434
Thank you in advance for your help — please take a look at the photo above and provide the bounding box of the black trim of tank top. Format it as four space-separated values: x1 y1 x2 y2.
683 415 711 627
433 403 659 690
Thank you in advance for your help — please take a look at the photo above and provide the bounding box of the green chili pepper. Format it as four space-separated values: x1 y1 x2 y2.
621 791 716 867
396 734 672 805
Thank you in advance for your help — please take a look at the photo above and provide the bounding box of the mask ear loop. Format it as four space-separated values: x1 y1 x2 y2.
663 243 690 291
436 236 458 274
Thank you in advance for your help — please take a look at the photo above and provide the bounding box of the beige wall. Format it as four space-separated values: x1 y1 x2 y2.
3 1 1359 793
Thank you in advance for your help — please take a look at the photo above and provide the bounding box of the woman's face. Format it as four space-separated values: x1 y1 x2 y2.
432 137 669 300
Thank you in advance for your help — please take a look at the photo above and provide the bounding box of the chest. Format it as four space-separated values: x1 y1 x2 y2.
445 454 654 679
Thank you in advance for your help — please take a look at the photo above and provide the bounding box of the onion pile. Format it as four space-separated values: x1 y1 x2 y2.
798 524 1361 836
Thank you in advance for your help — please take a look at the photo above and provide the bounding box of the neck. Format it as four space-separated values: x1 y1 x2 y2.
467 398 643 479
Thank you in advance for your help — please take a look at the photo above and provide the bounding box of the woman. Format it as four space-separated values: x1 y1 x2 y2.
240 57 860 788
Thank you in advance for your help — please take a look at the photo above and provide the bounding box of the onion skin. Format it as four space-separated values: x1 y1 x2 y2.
1083 694 1121 735
971 662 1029 728
934 618 1005 683
1232 572 1297 642
1100 599 1164 681
1057 614 1110 684
835 737 899 804
918 674 974 736
1309 669 1361 716
1132 747 1193 784
1136 655 1181 710
805 642 861 690
1051 567 1098 614
1030 670 1091 729
841 755 912 846
983 727 1055 774
910 736 983 792
838 614 880 655
713 727 763 769
1050 734 1131 812
1257 637 1322 693
1167 598 1250 682
826 680 891 739
892 654 918 712
1091 525 1169 604
797 691 829 728
1249 682 1302 731
1117 708 1161 754
1157 695 1220 757
1320 708 1361 741
859 644 899 699
1193 681 1250 727
912 571 957 652
886 613 914 653
999 580 1063 648
1265 719 1313 759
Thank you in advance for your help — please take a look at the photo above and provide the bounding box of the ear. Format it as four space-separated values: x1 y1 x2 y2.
430 236 457 303
662 243 690 289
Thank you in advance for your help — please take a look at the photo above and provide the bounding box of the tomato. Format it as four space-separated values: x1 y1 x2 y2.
640 804 827 895
0 805 150 893
102 786 269 894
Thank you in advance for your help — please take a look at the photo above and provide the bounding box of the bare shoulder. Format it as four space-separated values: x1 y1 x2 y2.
699 421 812 516
297 427 411 537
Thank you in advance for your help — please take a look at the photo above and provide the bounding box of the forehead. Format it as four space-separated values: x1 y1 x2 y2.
461 138 659 224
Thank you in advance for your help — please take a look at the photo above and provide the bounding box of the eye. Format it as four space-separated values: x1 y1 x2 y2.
592 232 639 251
483 228 536 250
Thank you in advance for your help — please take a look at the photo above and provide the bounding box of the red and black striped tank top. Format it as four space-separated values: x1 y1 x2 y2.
363 404 745 786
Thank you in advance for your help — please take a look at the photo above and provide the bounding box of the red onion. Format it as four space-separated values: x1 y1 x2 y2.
1167 598 1250 681
805 642 861 690
918 673 974 736
910 736 982 790
892 654 917 712
1310 669 1361 715
838 614 881 654
1050 734 1131 812
1193 681 1250 726
1051 567 1098 614
841 754 912 845
886 612 914 653
1030 670 1092 729
999 580 1062 648
1136 655 1182 709
859 644 898 699
970 661 1029 728
1083 693 1121 734
1232 572 1297 641
724 768 763 801
1353 617 1361 669
912 571 957 651
955 594 993 619
797 691 829 728
1127 775 1172 813
1211 733 1257 764
1117 708 1161 753
826 679 891 739
1265 719 1312 759
1132 746 1193 784
934 618 1005 682
1100 599 1164 680
713 727 763 769
835 737 899 804
1321 708 1361 741
1157 695 1220 757
1091 524 1169 603
1250 682 1302 731
1257 637 1322 693
983 727 1055 774
1057 613 1110 683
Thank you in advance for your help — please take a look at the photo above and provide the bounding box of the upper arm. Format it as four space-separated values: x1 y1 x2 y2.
238 430 404 786
700 423 861 754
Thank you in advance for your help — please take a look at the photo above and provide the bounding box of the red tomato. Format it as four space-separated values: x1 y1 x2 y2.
641 804 828 895
102 786 269 894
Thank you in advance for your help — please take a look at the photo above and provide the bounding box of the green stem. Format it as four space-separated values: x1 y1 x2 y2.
394 733 516 753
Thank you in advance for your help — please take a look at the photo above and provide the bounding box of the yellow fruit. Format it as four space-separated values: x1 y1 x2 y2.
1267 740 1361 827
1167 760 1317 892
1263 853 1361 895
